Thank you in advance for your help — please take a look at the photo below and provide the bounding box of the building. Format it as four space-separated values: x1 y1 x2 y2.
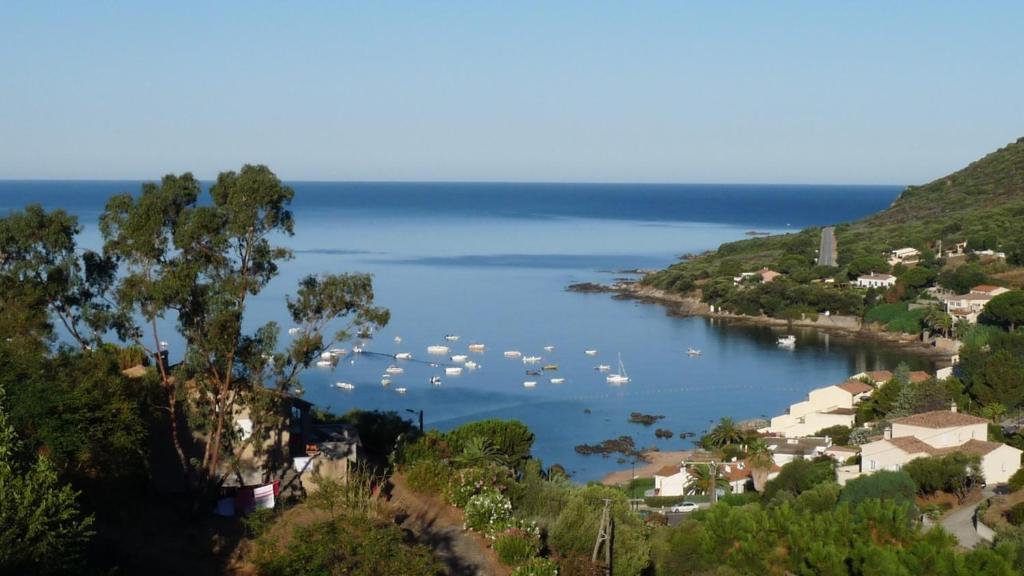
720 459 781 494
653 465 689 497
944 292 993 324
888 247 921 266
734 267 782 285
765 380 873 438
654 458 780 496
971 285 1011 297
766 436 833 466
856 273 897 289
860 405 1022 484
850 370 894 386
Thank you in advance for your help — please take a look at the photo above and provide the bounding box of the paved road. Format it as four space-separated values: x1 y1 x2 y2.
940 487 995 549
818 226 837 267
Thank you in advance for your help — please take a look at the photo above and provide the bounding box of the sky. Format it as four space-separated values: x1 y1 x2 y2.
1 2 1022 184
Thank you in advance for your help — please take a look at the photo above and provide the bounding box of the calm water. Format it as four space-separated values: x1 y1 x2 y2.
0 181 929 481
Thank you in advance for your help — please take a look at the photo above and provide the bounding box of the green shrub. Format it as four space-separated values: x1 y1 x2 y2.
445 465 513 507
511 557 559 576
404 459 451 496
241 507 278 538
493 530 540 566
1007 502 1024 526
464 490 513 535
719 492 760 506
1009 468 1024 492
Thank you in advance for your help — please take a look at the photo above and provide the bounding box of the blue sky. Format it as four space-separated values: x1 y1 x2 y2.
1 2 1021 184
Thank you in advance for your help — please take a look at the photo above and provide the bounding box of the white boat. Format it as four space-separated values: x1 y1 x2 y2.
159 340 170 351
385 365 404 375
336 382 355 391
444 334 460 341
328 347 347 356
445 367 463 376
543 345 555 352
315 359 333 368
606 354 630 384
777 335 797 349
522 356 542 364
550 377 565 384
320 351 334 360
468 343 486 352
428 345 450 355
584 349 598 356
395 352 413 360
352 345 364 354
393 336 402 343
451 354 469 363
503 350 522 358
523 381 537 388
395 387 408 394
596 364 611 371
687 348 701 356
287 327 301 336
429 376 442 386
464 360 479 370
380 378 392 386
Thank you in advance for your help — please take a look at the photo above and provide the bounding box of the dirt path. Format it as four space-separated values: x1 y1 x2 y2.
390 474 510 576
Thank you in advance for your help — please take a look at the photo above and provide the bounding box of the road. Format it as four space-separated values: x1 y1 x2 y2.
940 487 995 549
818 226 837 267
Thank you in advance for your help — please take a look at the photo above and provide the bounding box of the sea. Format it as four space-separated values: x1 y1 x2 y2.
0 180 933 481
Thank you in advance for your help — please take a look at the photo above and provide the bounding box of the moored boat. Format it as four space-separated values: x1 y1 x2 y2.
503 350 522 358
777 335 796 349
468 343 486 352
522 356 542 364
523 381 537 388
595 364 611 371
550 377 565 384
543 345 555 352
336 382 355 391
385 365 404 375
429 376 442 386
687 348 701 356
395 352 413 360
428 345 450 355
444 334 460 341
451 354 469 363
445 367 463 376
464 360 479 370
542 364 558 371
584 349 598 356
606 353 630 384
395 387 407 394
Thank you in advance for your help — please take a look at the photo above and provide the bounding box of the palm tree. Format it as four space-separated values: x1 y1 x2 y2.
746 438 774 492
685 463 728 496
705 417 745 448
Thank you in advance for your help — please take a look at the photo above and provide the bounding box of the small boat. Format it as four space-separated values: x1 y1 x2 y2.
385 365 404 375
596 364 611 371
395 352 413 360
427 345 450 355
523 381 537 388
395 387 407 394
394 336 402 343
320 351 335 360
328 347 346 356
336 382 355 391
522 356 542 364
777 335 796 349
287 327 301 336
526 369 541 376
543 345 555 352
429 376 442 386
352 345 364 354
451 354 469 363
687 348 701 357
550 377 565 384
445 367 463 376
468 343 486 352
464 360 479 370
542 364 558 371
380 378 391 386
504 350 522 358
444 334 460 341
606 353 630 385
315 359 334 368
584 349 598 356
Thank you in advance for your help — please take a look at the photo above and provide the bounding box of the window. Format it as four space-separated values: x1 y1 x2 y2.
869 460 876 471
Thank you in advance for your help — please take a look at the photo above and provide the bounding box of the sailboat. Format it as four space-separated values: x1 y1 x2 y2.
606 353 630 384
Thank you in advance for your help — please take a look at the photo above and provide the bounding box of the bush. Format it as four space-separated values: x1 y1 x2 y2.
404 459 451 496
464 490 513 535
116 345 146 369
511 557 559 576
445 420 535 468
762 458 836 500
1007 503 1024 526
493 530 540 566
1009 468 1024 492
814 425 852 446
840 470 917 509
445 465 513 507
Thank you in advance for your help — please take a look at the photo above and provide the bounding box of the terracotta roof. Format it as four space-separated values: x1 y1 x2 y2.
654 465 681 477
971 285 1003 293
824 407 857 415
887 436 936 455
908 371 931 383
838 381 874 395
720 460 780 482
891 410 988 428
864 371 894 383
934 439 1004 457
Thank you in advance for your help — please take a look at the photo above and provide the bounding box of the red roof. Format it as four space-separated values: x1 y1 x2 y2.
838 381 874 395
864 371 894 383
908 371 931 383
971 285 1003 294
654 465 681 477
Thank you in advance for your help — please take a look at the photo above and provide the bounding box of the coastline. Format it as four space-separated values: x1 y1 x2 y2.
601 450 693 485
569 281 956 365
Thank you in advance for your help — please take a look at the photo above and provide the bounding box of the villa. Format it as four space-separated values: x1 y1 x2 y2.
733 267 782 285
888 247 921 266
764 380 873 438
855 273 897 289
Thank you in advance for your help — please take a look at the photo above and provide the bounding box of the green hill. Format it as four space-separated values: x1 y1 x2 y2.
644 137 1024 316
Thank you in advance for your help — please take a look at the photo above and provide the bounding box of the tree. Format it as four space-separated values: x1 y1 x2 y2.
0 386 95 574
549 485 650 576
903 453 983 503
899 266 937 292
703 417 745 449
685 463 728 496
814 425 852 446
984 291 1024 332
938 263 988 295
926 309 954 338
846 255 890 279
762 458 836 500
746 438 775 492
959 333 1024 408
839 470 917 509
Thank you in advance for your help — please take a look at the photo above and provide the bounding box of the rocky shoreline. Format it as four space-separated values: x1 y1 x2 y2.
569 280 956 364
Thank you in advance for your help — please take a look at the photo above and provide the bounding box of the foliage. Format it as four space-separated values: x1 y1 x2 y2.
839 470 917 510
549 485 650 576
814 425 852 446
445 464 514 508
510 459 571 525
702 417 745 448
1006 503 1024 527
334 410 418 471
445 419 535 470
253 514 441 576
464 489 513 535
958 332 1024 408
685 463 728 496
510 557 559 576
0 388 95 575
761 458 836 500
493 530 540 566
644 495 692 507
1008 467 1024 492
864 302 929 333
404 458 452 496
938 263 990 295
984 290 1024 331
903 453 983 503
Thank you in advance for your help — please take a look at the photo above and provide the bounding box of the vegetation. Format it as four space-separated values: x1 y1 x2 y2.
904 453 983 503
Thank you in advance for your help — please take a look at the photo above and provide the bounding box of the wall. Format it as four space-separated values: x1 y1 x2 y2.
891 422 987 448
980 445 1023 484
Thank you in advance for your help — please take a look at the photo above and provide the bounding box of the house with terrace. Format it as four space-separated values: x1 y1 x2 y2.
855 273 897 289
764 380 874 438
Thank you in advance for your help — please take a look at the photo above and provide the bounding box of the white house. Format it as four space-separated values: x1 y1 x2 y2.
856 273 897 289
944 292 993 324
766 381 873 438
766 436 833 466
971 285 1011 297
859 406 1022 484
653 465 689 497
888 247 921 266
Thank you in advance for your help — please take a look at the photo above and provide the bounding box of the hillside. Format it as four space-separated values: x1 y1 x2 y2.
646 137 1024 297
